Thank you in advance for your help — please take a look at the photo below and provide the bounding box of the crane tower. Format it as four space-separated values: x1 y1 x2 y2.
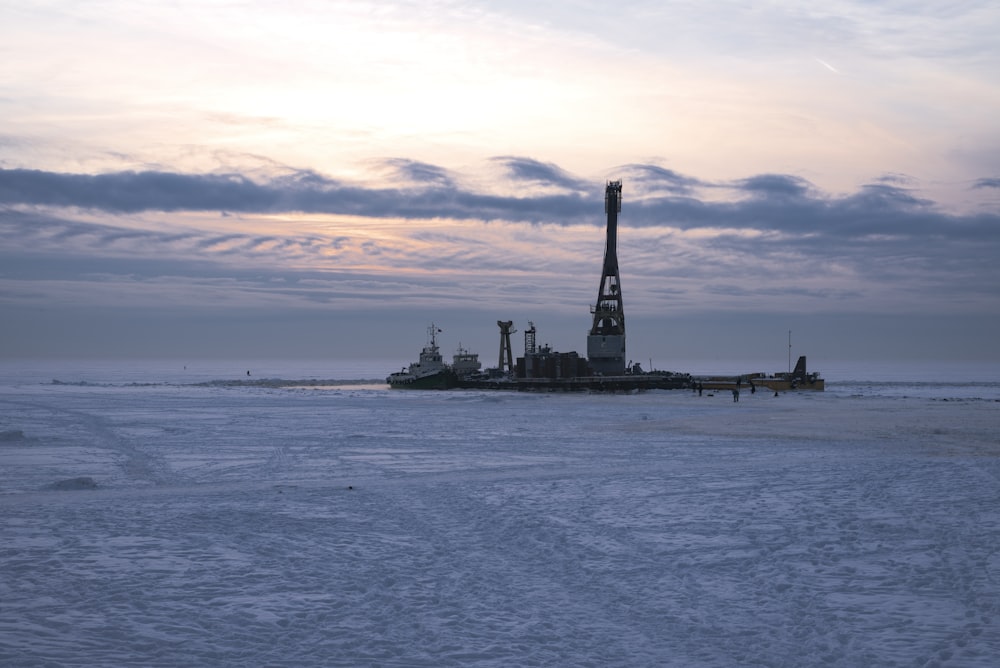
587 180 626 375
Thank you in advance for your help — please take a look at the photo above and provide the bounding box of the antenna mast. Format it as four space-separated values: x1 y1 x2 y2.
788 330 792 374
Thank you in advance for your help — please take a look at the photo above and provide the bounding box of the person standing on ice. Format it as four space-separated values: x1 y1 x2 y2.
732 388 740 402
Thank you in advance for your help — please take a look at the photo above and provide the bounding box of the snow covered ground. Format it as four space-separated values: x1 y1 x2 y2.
1 361 999 666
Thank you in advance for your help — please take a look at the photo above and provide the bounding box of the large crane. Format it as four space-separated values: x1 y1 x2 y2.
587 180 626 375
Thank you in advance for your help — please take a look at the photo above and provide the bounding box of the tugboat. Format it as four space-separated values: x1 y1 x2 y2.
387 324 463 389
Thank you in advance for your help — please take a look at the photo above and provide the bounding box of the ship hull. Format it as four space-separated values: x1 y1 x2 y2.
387 371 456 390
753 377 825 392
695 374 826 392
699 377 825 392
455 373 691 392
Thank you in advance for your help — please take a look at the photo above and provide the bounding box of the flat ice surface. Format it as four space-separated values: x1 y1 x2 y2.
2 361 999 666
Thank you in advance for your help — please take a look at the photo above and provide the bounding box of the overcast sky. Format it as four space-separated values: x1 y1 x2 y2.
2 1 999 366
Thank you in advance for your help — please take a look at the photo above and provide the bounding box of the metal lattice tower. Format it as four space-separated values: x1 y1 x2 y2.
587 180 626 375
524 321 537 356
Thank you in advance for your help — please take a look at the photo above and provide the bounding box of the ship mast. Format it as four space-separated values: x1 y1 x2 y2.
587 180 626 375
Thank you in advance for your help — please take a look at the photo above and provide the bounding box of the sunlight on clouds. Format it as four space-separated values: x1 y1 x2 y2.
4 194 998 322
675 227 770 241
201 7 633 162
4 0 997 207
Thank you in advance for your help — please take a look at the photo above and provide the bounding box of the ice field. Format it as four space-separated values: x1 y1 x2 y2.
2 360 999 667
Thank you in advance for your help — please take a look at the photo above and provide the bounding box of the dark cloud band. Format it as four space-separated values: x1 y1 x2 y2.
2 162 997 242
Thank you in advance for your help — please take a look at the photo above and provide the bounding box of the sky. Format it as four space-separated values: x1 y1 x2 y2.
2 0 999 367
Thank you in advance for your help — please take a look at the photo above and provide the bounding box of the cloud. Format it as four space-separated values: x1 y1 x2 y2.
704 283 862 301
734 174 813 198
4 163 998 243
0 169 277 213
618 164 705 196
973 177 1000 189
4 162 999 257
3 159 999 324
0 165 597 224
0 208 346 271
489 156 589 192
379 158 454 188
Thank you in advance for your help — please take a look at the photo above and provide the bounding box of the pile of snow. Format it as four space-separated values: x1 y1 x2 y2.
47 476 99 491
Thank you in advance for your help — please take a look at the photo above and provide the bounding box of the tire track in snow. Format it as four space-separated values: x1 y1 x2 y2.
1 396 186 488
